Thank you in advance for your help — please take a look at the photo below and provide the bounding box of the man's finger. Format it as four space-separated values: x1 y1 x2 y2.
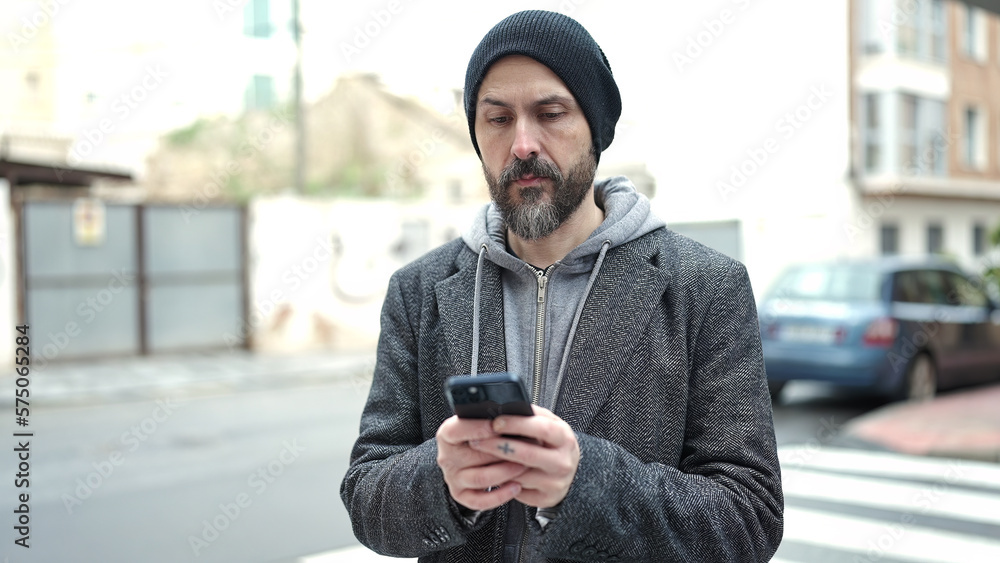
451 460 527 491
452 481 522 512
491 413 568 448
437 415 499 445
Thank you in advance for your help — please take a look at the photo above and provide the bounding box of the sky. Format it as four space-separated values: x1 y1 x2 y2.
4 0 852 224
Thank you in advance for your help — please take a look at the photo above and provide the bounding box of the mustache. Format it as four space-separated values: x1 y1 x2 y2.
497 156 563 187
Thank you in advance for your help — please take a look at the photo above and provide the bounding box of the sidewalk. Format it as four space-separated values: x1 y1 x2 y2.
10 351 1000 464
4 349 376 407
839 382 1000 464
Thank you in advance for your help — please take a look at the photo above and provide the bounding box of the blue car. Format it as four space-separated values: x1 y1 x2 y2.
759 257 1000 402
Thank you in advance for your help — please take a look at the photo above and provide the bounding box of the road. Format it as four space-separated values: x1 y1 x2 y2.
3 378 997 562
3 379 369 563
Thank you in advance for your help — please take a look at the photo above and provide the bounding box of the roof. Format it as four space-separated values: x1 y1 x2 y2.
0 158 133 188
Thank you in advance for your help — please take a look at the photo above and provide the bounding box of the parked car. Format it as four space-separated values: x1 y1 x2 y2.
759 257 1000 402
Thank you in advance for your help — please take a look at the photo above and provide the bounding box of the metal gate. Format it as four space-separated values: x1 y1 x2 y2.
20 201 246 363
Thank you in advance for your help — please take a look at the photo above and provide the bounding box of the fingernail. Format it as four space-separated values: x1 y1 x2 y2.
469 439 480 448
493 418 506 430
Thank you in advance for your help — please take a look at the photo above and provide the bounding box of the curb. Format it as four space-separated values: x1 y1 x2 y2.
841 383 1000 464
2 351 377 408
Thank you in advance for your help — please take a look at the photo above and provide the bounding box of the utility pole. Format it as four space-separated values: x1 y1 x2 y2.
292 0 305 193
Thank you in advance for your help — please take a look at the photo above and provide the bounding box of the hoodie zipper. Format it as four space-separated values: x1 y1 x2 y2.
515 264 552 563
531 265 552 404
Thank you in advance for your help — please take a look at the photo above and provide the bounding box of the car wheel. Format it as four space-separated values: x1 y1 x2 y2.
904 354 936 402
767 381 786 403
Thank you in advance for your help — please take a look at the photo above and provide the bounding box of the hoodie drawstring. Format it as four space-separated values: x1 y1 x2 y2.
550 239 612 409
470 244 488 376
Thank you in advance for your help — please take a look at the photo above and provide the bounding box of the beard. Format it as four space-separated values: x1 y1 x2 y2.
483 147 597 241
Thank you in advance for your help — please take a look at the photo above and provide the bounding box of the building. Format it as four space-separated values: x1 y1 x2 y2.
852 0 1000 265
657 0 1000 298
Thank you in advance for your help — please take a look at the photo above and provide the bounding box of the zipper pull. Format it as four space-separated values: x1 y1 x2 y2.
537 272 547 303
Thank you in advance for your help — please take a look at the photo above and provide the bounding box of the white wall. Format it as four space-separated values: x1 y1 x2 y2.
644 0 853 299
0 179 14 366
247 194 483 353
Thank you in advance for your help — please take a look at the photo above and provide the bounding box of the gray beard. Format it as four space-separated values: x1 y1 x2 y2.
484 149 597 241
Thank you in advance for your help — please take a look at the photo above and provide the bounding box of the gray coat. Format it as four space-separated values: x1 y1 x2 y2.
341 228 784 562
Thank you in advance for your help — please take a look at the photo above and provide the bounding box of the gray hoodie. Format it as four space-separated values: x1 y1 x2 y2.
462 175 666 410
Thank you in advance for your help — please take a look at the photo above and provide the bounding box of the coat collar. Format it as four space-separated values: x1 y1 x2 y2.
434 249 507 377
434 232 671 431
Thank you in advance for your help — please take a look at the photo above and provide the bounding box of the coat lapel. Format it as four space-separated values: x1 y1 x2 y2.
555 240 671 432
435 252 507 377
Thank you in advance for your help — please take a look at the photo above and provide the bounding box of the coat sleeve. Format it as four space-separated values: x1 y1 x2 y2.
339 271 488 557
539 261 784 562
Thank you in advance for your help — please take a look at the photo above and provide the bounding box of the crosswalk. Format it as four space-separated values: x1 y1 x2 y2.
773 445 1000 563
309 446 1000 563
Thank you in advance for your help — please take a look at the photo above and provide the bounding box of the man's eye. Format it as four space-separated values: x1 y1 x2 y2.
490 116 510 124
541 112 564 120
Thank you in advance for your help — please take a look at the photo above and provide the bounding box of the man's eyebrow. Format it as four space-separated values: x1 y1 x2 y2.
479 97 512 109
478 95 577 109
536 95 575 107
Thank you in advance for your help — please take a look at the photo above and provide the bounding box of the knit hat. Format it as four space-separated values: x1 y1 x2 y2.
464 10 621 163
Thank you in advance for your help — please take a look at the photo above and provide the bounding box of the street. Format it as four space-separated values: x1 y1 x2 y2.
3 376 999 562
2 379 370 563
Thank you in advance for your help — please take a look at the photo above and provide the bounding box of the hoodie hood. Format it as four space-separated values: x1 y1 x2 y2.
462 175 665 270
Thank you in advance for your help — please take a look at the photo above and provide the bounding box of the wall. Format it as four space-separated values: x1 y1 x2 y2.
247 194 483 353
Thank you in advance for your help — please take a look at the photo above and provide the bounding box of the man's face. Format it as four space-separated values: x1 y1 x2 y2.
475 55 596 241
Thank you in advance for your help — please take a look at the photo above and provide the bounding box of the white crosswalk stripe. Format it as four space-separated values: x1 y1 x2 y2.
775 445 1000 563
304 446 1000 562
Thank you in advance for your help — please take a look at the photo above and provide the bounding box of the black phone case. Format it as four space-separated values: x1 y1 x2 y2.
445 373 533 419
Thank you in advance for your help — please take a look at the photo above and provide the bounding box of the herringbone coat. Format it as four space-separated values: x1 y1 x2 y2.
341 228 784 562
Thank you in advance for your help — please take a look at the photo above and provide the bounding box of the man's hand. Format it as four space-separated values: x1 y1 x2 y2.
468 406 580 509
436 415 529 511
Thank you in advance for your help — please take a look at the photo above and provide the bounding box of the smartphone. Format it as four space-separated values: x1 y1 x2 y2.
445 372 533 419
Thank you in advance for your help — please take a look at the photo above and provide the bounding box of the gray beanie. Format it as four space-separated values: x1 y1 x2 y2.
464 10 621 163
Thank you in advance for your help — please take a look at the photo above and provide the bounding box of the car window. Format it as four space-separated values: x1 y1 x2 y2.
915 270 949 305
891 271 922 303
770 264 882 302
945 272 989 308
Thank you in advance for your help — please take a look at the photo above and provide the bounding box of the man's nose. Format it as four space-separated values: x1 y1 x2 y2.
511 120 541 161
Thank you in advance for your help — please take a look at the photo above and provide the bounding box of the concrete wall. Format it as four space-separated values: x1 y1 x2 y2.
246 194 483 353
0 179 14 366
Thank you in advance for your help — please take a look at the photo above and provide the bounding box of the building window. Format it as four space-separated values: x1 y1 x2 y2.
244 0 272 38
899 94 917 171
860 0 885 54
244 74 276 111
864 93 882 173
926 222 944 254
930 0 946 61
963 105 986 170
961 3 988 61
892 0 947 62
973 223 986 256
880 223 899 255
898 93 946 176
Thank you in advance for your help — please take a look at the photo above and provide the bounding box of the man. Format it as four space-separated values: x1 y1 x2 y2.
341 10 783 562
